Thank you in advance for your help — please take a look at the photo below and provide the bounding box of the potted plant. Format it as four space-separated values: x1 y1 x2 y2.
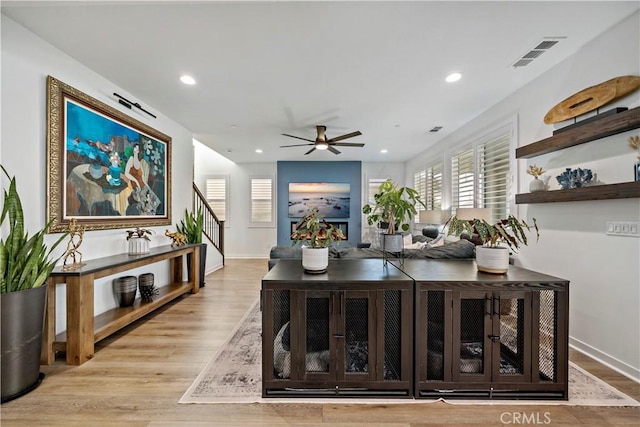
125 227 153 254
176 207 207 287
291 208 345 274
1 166 67 402
527 164 546 192
446 214 539 274
361 179 425 252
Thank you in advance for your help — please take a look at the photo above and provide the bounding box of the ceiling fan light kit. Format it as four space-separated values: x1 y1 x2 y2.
280 125 364 155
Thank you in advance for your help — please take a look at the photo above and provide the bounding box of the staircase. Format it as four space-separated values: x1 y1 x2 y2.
193 182 224 265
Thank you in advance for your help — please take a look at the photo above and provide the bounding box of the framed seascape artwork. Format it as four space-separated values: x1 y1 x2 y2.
46 76 172 232
288 182 350 218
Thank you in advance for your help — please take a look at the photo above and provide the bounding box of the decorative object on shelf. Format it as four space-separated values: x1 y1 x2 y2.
543 75 640 124
362 179 425 263
138 273 158 302
291 208 345 274
629 136 640 182
556 167 593 190
527 164 547 192
126 227 153 255
113 276 137 307
165 229 187 247
446 213 539 274
61 218 87 271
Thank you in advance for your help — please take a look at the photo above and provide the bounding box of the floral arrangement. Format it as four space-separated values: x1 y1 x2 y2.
126 227 154 241
527 164 546 178
291 208 345 248
629 136 640 160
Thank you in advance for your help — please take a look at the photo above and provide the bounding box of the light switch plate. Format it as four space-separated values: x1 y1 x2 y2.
606 221 640 237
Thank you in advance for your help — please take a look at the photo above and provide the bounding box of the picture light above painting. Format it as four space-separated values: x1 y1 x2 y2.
46 76 172 233
288 182 350 219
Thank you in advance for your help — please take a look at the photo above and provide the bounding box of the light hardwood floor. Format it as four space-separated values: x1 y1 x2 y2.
1 259 638 426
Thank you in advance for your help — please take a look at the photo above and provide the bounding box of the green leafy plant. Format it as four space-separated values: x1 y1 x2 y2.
1 166 67 293
446 214 539 251
291 208 345 248
176 207 203 244
362 179 425 234
125 227 153 241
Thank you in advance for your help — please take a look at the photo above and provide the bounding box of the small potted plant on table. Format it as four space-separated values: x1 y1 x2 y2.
446 214 539 274
291 208 345 274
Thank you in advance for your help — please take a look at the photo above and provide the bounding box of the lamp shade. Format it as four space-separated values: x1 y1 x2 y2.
455 207 492 223
419 210 443 224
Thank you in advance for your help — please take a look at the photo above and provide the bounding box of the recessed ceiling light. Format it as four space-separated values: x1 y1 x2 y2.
255 149 263 153
380 149 388 154
180 75 196 85
445 72 462 83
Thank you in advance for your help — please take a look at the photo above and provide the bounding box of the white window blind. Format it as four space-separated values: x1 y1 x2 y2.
205 177 227 222
250 177 273 225
426 162 443 211
413 169 427 221
450 129 511 223
367 178 388 204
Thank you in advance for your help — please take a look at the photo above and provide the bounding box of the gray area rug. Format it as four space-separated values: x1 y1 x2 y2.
180 300 639 406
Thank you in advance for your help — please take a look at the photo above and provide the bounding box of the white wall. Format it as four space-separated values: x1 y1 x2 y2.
1 16 195 334
406 12 640 380
193 140 277 259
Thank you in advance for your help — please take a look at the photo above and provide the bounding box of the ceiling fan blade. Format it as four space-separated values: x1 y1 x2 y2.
281 133 315 143
280 143 314 148
332 142 365 147
304 147 317 155
327 146 341 155
327 130 362 143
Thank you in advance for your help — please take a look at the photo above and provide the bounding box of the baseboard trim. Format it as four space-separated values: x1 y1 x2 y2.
570 337 640 383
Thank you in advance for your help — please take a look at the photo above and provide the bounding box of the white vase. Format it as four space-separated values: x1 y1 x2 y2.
301 246 328 274
128 238 150 255
529 177 545 192
475 246 509 274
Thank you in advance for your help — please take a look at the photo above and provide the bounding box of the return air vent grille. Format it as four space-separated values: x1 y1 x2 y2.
512 37 565 68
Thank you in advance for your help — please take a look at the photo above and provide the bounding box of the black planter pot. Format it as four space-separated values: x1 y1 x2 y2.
187 243 208 288
1 286 47 403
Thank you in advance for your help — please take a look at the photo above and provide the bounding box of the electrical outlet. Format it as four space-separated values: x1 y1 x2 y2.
606 221 640 237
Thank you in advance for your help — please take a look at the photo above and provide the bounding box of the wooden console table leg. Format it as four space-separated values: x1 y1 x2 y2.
40 279 58 365
66 274 95 365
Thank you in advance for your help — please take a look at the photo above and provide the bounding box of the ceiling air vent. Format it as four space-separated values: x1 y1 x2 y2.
429 126 443 133
512 37 565 68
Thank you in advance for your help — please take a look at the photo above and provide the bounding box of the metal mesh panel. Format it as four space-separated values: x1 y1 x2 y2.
459 298 485 374
305 297 330 373
426 291 445 381
539 290 557 382
345 298 369 374
498 297 525 375
383 290 401 380
272 290 291 379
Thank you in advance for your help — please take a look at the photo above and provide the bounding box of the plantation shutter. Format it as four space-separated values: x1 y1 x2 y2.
205 177 227 221
414 169 427 221
367 178 388 204
250 178 273 223
426 162 443 210
451 147 475 215
479 133 511 224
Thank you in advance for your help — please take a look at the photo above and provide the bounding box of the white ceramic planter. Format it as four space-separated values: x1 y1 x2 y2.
475 246 509 274
128 238 150 255
529 177 545 192
301 246 329 274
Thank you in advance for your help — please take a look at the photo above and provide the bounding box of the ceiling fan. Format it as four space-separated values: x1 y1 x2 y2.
280 125 364 155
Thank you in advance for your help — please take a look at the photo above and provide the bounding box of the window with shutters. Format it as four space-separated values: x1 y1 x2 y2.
450 126 512 224
366 177 389 204
205 176 228 223
414 169 426 222
414 162 443 223
250 176 275 227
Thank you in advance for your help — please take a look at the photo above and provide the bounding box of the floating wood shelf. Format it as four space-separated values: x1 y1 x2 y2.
516 107 640 159
515 182 640 204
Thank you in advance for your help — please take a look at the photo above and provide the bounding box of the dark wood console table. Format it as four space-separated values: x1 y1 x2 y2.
42 244 200 365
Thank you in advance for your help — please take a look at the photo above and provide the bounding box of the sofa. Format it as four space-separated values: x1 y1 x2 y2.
268 234 476 270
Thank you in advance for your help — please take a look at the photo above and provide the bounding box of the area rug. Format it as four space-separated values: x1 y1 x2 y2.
180 299 639 406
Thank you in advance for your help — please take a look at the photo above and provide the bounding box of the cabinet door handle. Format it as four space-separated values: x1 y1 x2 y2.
485 296 492 316
493 296 501 318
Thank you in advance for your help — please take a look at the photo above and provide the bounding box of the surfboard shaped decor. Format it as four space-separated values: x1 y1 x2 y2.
544 75 640 124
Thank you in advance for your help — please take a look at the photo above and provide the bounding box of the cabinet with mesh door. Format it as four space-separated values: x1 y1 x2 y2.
410 261 569 400
262 259 414 397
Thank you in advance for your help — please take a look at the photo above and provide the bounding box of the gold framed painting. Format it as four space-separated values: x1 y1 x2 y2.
46 75 172 233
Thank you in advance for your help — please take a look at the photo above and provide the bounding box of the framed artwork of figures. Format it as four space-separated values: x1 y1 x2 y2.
46 75 172 232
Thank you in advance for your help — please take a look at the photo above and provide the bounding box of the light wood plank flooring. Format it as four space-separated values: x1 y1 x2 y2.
1 259 638 426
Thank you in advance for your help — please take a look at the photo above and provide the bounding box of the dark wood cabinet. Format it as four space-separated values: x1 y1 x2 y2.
403 260 569 399
262 259 414 397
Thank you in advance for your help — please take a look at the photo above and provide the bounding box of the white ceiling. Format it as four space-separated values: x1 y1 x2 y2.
2 1 638 163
